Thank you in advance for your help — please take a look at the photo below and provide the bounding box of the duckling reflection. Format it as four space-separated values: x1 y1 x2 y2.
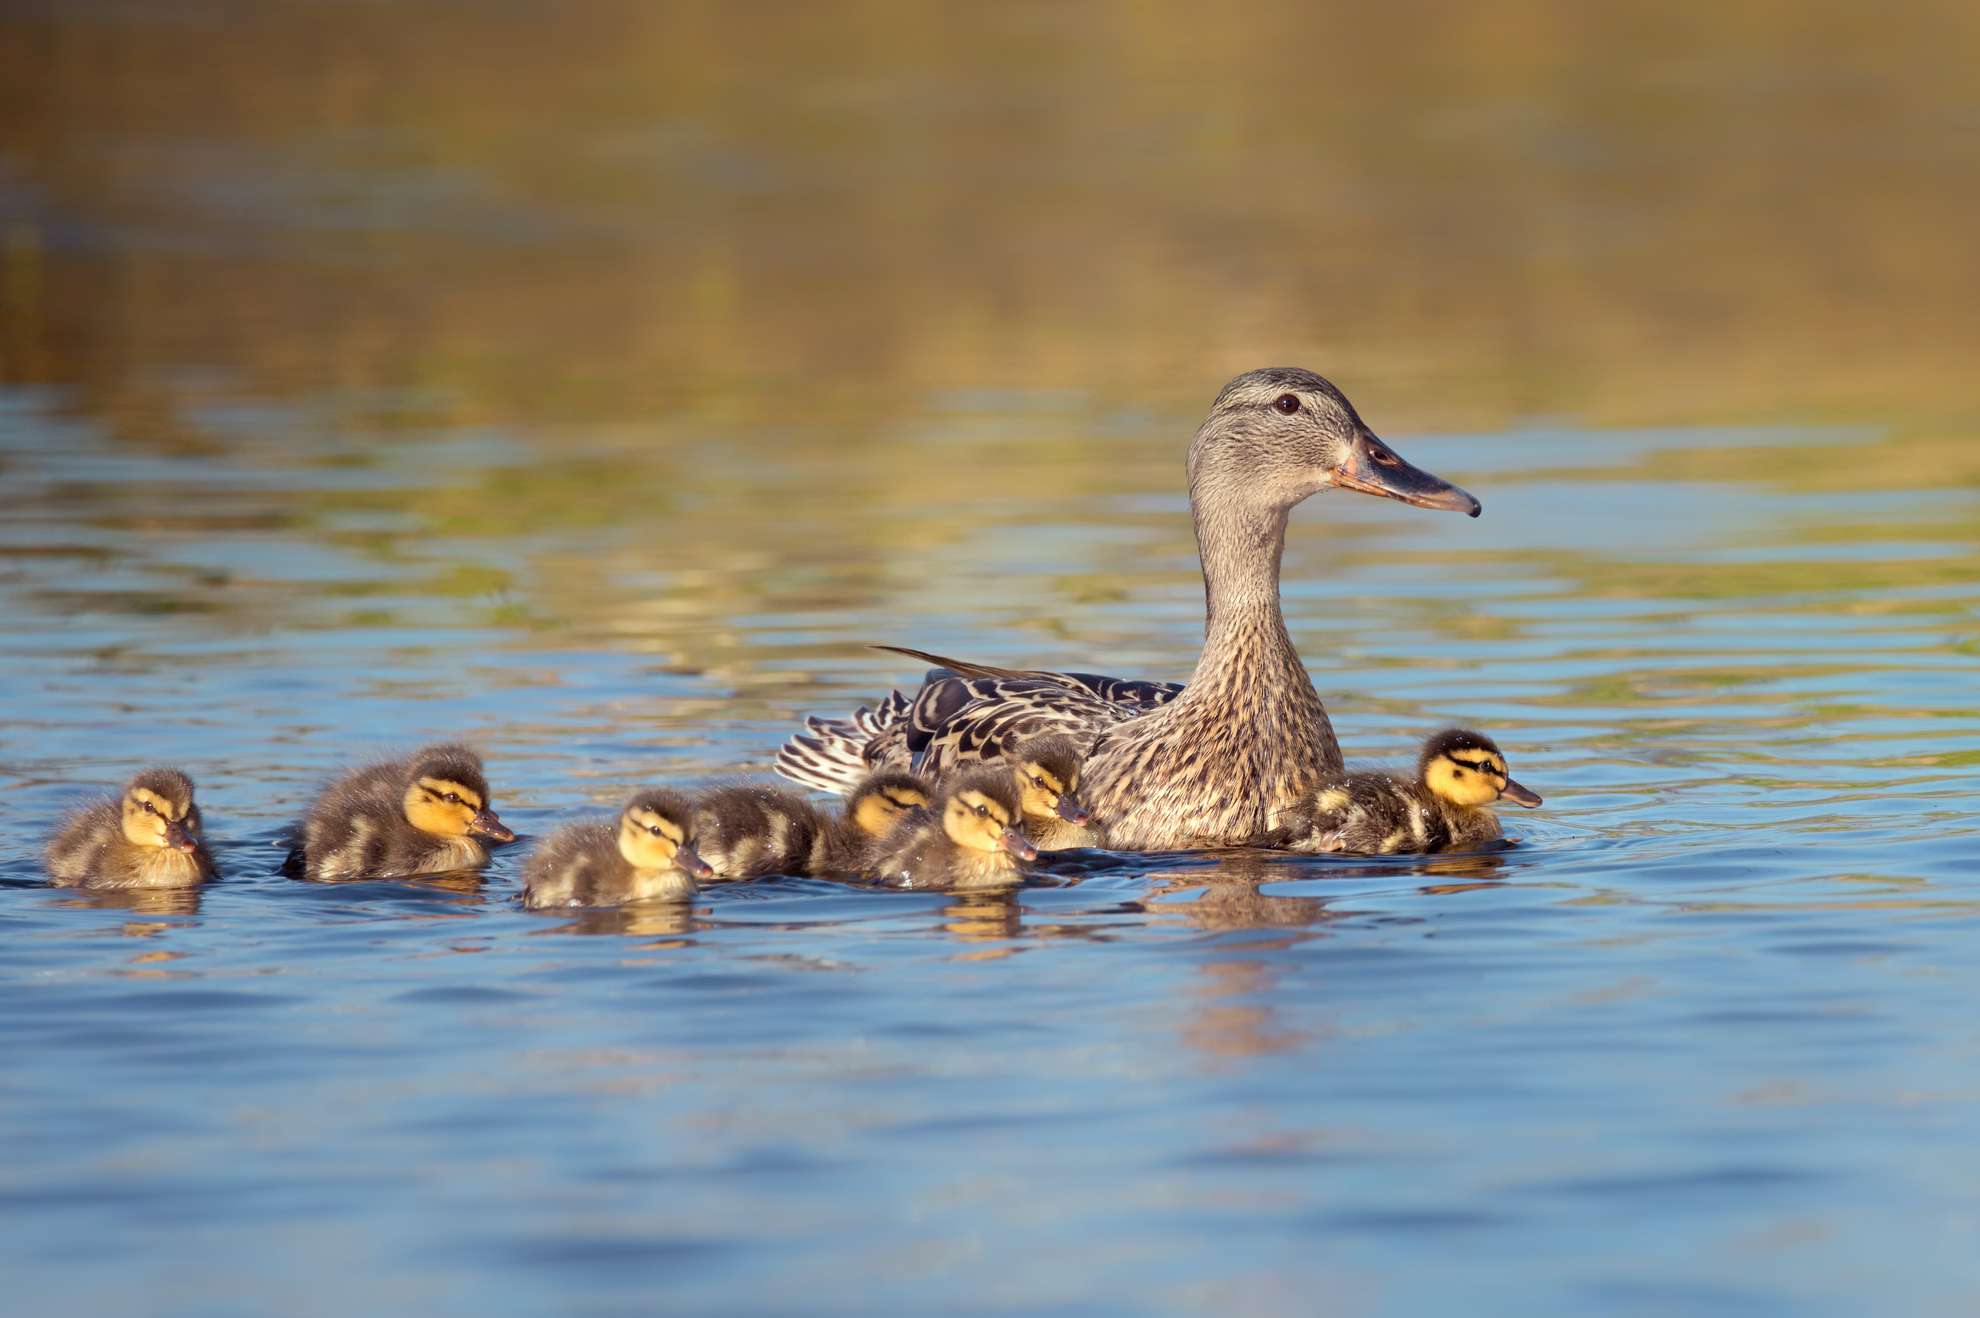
49 886 204 919
534 903 701 940
938 888 1026 944
1138 851 1338 934
46 767 215 890
290 743 515 881
1273 729 1542 855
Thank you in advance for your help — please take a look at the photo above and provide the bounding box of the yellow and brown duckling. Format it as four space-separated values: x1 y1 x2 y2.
1007 734 1101 850
46 767 215 890
810 769 933 874
522 789 713 909
293 743 515 881
867 766 1037 891
1275 728 1542 856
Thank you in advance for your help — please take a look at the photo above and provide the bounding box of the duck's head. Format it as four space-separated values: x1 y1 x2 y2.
939 768 1037 861
1419 729 1542 810
1189 368 1479 518
848 770 932 838
119 768 203 853
617 789 714 877
400 744 515 842
1010 735 1091 827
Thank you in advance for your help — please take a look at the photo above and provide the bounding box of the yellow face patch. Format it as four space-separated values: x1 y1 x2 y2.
619 808 686 868
1425 754 1507 808
1015 764 1069 818
854 786 924 838
121 790 178 847
403 778 483 837
944 790 1015 852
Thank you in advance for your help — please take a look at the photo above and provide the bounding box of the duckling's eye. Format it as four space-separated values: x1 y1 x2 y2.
974 804 989 817
1030 776 1046 789
140 800 156 814
442 792 462 805
1274 393 1301 414
648 825 665 836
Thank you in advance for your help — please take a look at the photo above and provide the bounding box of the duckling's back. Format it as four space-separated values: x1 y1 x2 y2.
692 785 822 880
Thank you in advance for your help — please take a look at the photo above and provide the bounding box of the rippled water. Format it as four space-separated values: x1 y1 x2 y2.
7 3 1980 1313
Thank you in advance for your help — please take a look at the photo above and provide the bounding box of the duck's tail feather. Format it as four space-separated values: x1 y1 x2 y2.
871 644 1054 684
774 690 912 796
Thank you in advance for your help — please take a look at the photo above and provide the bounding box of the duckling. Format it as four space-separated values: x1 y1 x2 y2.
522 789 714 909
809 768 934 874
294 743 515 881
690 783 826 880
867 766 1037 890
1007 734 1103 850
45 767 216 890
1276 728 1542 855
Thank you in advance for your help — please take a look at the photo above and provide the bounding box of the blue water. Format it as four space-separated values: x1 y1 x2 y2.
4 389 1978 1314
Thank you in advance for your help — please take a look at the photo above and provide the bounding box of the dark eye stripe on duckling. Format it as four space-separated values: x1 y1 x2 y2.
629 810 684 844
1449 757 1505 776
418 777 482 810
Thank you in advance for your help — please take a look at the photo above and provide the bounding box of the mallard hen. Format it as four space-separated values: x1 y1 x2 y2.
778 367 1479 850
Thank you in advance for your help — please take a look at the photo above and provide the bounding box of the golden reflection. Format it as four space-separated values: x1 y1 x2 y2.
532 902 701 940
50 888 203 920
938 889 1025 950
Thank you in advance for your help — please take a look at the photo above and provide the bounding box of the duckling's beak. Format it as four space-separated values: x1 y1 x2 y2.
468 809 516 842
1054 795 1092 826
1500 778 1543 808
164 820 199 853
1334 427 1481 517
676 843 716 880
999 827 1039 862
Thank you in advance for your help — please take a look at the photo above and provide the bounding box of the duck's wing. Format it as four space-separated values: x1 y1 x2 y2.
913 681 1137 778
778 650 1184 795
873 646 1184 711
774 688 918 795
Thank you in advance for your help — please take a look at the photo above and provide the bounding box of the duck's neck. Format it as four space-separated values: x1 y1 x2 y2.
1170 488 1340 775
1186 495 1304 689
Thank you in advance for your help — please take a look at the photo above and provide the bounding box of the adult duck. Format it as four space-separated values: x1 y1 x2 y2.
778 367 1479 850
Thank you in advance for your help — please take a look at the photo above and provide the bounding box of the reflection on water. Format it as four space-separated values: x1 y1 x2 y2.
4 2 1980 1314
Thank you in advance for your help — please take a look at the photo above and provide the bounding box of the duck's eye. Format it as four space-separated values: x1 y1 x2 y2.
1031 776 1046 789
1370 447 1399 468
1274 393 1301 414
974 804 989 817
648 824 665 837
442 792 461 805
140 800 156 814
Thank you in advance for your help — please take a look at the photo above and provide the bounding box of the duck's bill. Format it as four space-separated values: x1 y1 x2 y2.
468 809 516 842
1501 779 1543 808
1334 428 1481 517
164 821 199 853
999 827 1039 862
1054 796 1092 825
676 844 716 880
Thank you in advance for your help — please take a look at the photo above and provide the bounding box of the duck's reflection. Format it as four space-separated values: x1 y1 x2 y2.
533 900 701 942
50 886 203 920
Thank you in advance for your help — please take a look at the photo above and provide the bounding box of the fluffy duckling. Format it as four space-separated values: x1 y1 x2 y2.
294 743 515 881
690 783 826 880
867 766 1037 890
522 789 713 909
46 767 216 890
810 769 933 874
1007 734 1102 850
1277 728 1542 855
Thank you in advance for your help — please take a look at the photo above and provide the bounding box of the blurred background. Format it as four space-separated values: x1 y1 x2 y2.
4 4 1980 1314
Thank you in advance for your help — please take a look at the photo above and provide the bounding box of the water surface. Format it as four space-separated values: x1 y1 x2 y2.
4 4 1980 1314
